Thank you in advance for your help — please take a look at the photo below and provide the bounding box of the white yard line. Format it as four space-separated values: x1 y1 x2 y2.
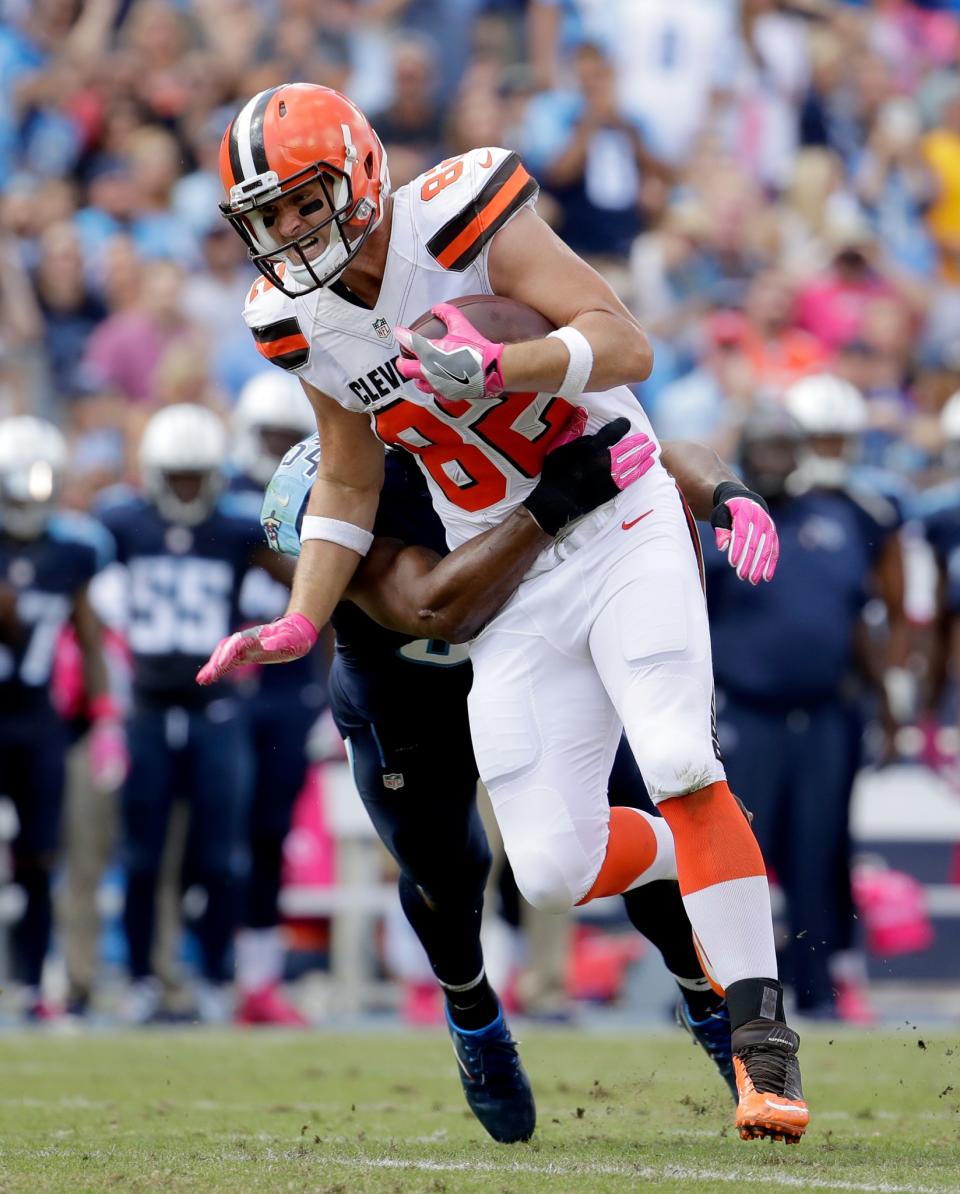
327 1154 949 1194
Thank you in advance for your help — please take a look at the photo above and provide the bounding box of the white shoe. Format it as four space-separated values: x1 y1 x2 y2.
194 980 233 1025
122 977 163 1025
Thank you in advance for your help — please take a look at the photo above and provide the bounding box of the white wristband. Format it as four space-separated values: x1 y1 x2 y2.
300 515 374 557
547 326 594 400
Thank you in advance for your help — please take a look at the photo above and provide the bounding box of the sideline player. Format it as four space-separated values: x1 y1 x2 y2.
0 416 121 1019
96 403 294 1023
201 84 805 1141
254 426 774 1140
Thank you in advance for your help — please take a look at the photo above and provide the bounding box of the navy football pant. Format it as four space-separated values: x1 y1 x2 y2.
717 693 857 1011
0 709 66 988
331 673 490 990
122 702 252 984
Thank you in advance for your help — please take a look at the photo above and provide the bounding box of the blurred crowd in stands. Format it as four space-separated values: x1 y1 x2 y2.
2 0 960 1025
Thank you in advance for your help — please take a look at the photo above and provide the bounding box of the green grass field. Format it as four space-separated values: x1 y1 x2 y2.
0 1027 957 1194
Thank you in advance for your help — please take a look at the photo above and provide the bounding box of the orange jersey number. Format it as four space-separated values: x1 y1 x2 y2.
375 393 577 512
420 158 465 202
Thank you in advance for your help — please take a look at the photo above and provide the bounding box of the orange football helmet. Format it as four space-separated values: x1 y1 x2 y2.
219 83 390 296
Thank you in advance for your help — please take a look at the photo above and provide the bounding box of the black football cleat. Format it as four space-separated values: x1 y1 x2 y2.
446 1004 536 1143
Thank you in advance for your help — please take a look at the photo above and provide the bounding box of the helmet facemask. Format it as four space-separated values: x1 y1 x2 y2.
221 158 379 298
145 467 225 527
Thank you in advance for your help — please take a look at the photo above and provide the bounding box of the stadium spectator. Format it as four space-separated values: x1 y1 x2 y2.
521 41 671 262
80 258 198 404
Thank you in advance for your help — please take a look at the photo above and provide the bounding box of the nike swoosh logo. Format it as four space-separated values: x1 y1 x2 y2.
621 509 654 531
763 1100 807 1114
435 363 472 386
477 150 493 169
453 1050 474 1081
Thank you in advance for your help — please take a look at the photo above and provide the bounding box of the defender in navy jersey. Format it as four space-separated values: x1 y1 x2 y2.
229 371 325 1025
258 428 776 1138
96 403 294 1023
0 417 118 1018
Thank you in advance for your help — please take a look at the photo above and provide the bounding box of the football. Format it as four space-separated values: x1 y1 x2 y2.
407 294 555 345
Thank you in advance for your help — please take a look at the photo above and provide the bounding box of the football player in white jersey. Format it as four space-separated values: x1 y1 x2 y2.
199 84 807 1143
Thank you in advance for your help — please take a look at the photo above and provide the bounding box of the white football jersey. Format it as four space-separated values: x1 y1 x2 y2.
242 145 657 550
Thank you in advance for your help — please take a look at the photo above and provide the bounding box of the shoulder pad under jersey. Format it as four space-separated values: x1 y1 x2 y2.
260 433 321 558
410 146 539 273
243 273 310 373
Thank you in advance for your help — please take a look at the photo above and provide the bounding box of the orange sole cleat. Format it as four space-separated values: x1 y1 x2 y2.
734 1056 809 1143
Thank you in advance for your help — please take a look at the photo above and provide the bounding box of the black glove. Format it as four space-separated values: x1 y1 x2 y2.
523 418 631 536
708 481 769 533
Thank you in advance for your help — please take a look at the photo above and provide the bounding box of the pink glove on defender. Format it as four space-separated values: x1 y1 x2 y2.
710 483 779 584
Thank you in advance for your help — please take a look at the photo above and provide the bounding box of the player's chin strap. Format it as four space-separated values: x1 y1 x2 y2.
547 326 594 399
300 515 374 556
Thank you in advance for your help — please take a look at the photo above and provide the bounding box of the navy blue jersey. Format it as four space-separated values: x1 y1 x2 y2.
917 480 960 614
97 489 264 705
327 448 470 716
0 513 111 713
704 488 896 706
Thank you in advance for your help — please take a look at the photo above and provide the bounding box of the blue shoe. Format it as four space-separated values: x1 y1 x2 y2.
676 998 737 1101
446 1005 536 1142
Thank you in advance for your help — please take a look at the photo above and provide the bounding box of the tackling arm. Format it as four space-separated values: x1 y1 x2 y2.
659 441 739 519
343 417 653 643
660 439 780 585
346 509 549 644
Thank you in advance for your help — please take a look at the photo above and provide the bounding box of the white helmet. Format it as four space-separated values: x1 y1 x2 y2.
139 404 227 526
941 390 960 442
0 416 68 539
782 373 868 436
232 372 315 486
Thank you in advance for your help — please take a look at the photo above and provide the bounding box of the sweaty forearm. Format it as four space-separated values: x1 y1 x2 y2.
660 441 739 520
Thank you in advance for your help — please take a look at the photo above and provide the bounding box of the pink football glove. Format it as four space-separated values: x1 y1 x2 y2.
547 407 657 486
610 431 656 489
395 302 506 402
196 612 318 686
87 695 129 792
710 483 779 584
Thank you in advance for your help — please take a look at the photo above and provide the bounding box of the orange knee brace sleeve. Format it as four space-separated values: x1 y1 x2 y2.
658 780 765 896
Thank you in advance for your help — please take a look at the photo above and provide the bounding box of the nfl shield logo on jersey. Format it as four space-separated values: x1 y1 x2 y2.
373 317 391 340
262 511 282 551
383 772 405 790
